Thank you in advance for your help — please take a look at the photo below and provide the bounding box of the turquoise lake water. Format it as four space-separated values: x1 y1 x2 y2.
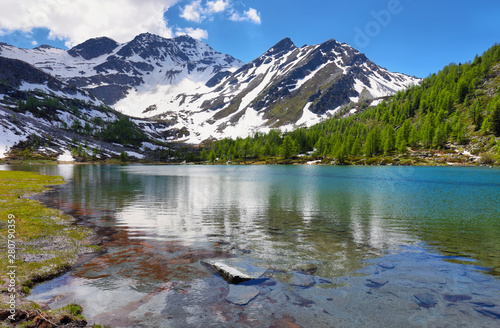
3 164 500 327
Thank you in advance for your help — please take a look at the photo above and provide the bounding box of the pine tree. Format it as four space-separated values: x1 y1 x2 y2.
382 126 396 155
208 149 216 163
242 137 252 158
453 118 467 144
475 113 483 132
281 135 295 158
491 102 500 136
433 124 447 149
480 117 490 134
227 145 235 160
351 137 361 156
314 137 326 156
200 149 208 161
336 142 348 163
253 141 261 158
402 119 412 142
396 128 407 153
363 128 380 156
421 122 433 148
456 79 469 104
262 142 271 156
469 100 479 125
409 125 419 147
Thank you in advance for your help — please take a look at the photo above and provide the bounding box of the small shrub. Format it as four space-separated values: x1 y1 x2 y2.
61 303 83 316
479 153 495 165
120 151 128 162
21 286 31 295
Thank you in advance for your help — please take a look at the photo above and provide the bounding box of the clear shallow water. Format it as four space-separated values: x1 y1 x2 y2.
3 164 500 327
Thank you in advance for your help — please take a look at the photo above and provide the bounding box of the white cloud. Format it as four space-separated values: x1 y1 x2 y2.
0 0 179 47
230 8 261 24
175 27 208 40
207 0 229 13
180 0 204 23
180 0 260 25
244 8 261 24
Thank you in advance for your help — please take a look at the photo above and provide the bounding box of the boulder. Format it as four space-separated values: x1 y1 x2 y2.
289 273 315 287
291 263 318 275
226 285 260 305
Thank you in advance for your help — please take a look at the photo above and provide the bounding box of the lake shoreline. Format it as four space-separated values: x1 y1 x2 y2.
0 171 104 327
2 142 499 167
1 158 498 167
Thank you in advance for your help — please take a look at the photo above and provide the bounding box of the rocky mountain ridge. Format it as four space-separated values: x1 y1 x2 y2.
0 33 420 144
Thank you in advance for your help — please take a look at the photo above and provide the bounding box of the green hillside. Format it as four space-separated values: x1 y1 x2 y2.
200 44 500 165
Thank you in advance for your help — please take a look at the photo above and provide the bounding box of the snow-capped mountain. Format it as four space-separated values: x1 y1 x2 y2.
0 33 242 106
123 37 419 142
0 33 420 143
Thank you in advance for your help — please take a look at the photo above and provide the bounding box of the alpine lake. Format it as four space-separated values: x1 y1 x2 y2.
2 164 500 327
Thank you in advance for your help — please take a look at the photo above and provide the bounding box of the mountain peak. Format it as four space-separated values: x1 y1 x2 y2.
265 37 296 57
35 44 61 50
134 32 164 41
174 34 197 43
68 37 119 60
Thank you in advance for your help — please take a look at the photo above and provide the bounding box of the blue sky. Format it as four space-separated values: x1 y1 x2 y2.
0 0 499 78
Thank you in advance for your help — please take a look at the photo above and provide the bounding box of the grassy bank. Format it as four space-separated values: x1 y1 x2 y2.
0 171 103 327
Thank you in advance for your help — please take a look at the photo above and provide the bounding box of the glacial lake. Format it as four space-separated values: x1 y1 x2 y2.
2 164 500 327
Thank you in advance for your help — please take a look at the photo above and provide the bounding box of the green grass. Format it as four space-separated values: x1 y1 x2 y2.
56 303 83 316
0 171 98 309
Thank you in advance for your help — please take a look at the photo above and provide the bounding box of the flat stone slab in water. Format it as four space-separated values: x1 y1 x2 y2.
201 260 261 284
226 285 260 305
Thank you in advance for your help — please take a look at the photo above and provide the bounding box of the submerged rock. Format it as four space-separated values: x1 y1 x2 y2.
443 294 472 302
474 307 500 320
226 285 260 305
471 301 496 308
292 263 318 275
414 293 438 308
289 273 315 287
378 261 397 270
365 278 388 288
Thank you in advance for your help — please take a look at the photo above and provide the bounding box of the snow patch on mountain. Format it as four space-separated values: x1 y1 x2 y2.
0 114 27 158
57 149 75 162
